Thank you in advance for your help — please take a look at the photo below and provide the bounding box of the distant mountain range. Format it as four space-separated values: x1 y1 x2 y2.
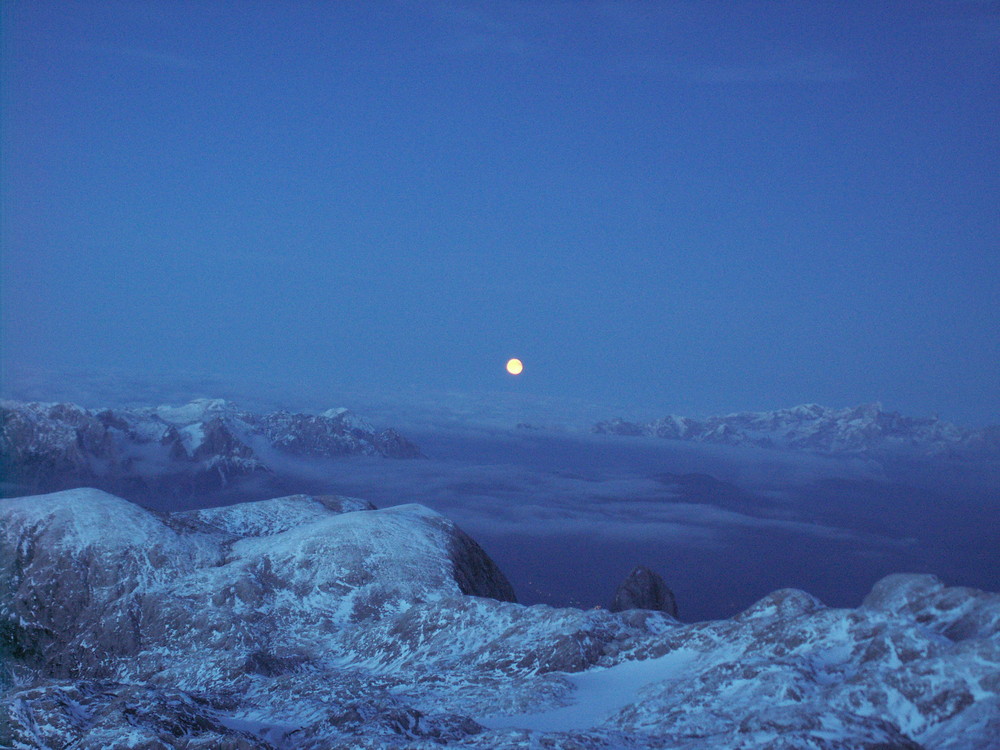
594 403 1000 458
0 398 421 497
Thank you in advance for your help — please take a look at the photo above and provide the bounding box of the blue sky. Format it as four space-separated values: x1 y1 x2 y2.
3 1 998 424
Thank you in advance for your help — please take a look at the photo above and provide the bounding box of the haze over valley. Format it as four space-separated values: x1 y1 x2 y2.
3 1 998 746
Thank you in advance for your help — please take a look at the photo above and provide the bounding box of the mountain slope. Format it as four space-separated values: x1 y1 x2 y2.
2 489 997 748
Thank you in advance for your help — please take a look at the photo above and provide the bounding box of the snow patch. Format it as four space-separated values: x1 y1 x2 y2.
155 398 228 425
478 648 699 732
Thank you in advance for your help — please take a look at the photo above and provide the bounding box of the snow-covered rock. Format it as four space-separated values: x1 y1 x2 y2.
594 402 1000 458
2 489 997 748
0 399 422 497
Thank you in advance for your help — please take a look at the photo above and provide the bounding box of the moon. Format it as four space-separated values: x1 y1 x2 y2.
506 358 523 375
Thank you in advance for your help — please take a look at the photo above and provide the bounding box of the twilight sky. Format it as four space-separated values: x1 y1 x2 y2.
3 1 998 425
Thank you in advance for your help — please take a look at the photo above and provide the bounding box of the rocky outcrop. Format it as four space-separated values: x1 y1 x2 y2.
255 407 422 459
1 490 515 678
0 399 422 497
594 402 999 458
609 566 678 617
2 489 998 748
445 523 518 603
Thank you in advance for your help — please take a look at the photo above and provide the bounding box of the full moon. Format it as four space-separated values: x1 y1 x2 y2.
506 358 523 375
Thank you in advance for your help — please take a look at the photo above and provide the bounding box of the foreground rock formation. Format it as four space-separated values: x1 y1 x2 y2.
2 489 998 748
610 566 678 618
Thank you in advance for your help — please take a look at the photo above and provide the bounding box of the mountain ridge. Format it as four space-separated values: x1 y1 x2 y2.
0 398 422 499
594 402 1000 458
2 488 998 748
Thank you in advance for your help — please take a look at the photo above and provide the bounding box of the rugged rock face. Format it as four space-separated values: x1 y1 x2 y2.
594 402 1000 458
254 407 421 459
2 489 998 749
610 566 678 617
0 399 422 497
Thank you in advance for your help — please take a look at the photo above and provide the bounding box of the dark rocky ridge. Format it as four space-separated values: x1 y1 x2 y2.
446 523 518 603
610 566 678 617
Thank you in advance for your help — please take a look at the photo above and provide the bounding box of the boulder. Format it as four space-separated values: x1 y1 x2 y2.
609 565 678 617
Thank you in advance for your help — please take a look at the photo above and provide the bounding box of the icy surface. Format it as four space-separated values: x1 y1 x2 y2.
154 398 229 425
182 493 376 537
479 647 699 732
2 489 998 748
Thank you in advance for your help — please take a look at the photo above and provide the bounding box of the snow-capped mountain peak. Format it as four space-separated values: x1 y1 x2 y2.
594 402 998 458
153 397 230 425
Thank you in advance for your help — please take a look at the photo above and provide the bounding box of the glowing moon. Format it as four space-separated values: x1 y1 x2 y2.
506 358 523 375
